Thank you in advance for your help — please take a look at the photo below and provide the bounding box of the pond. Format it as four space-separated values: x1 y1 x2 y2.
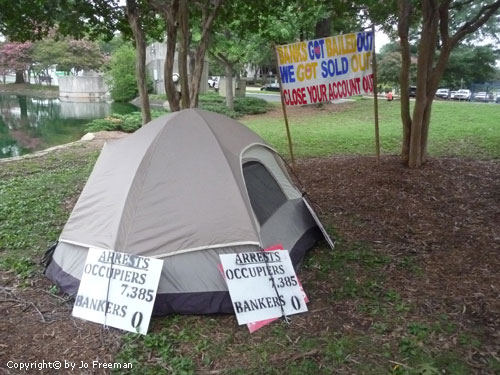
0 93 138 159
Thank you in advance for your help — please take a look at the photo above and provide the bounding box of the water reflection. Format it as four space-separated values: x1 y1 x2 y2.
0 93 137 158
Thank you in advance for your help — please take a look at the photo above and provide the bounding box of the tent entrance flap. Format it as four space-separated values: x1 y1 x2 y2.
242 161 288 225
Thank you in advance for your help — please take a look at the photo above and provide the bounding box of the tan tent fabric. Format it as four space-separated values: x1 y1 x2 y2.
61 110 261 255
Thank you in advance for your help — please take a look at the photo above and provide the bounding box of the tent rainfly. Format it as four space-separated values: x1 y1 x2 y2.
45 109 332 315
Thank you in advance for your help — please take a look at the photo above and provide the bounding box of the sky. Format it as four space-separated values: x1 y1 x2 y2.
375 31 391 53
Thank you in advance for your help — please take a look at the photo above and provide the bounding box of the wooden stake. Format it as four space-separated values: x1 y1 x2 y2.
274 44 296 170
372 24 381 163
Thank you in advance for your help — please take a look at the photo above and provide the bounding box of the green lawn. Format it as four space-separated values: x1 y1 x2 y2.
242 98 500 159
0 147 98 274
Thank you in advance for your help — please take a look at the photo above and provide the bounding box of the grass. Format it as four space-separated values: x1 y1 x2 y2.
0 147 98 275
242 98 500 159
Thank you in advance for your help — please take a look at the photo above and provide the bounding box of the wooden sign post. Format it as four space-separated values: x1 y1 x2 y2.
274 44 296 171
372 24 381 163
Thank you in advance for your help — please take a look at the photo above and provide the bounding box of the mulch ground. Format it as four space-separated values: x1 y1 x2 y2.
298 155 500 370
299 155 499 321
1 150 499 373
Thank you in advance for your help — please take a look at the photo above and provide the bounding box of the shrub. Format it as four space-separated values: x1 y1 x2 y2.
234 97 271 115
198 93 270 118
85 111 165 133
107 45 152 102
107 45 137 102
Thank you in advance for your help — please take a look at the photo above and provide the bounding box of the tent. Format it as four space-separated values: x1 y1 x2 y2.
45 109 332 315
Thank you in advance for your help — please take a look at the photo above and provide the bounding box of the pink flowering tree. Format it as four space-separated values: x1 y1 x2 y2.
0 42 33 83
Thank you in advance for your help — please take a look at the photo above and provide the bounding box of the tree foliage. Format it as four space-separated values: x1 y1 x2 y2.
376 40 498 91
0 42 33 72
0 38 105 77
0 0 120 42
107 44 143 102
441 44 499 88
57 40 105 74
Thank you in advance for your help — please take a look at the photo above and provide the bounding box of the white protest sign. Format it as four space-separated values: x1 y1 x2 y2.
219 250 307 325
72 248 163 335
276 31 374 106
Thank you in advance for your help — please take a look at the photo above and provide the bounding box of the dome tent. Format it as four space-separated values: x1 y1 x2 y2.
45 109 331 315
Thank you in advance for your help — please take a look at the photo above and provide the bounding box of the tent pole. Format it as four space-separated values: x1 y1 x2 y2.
274 44 296 171
371 24 381 163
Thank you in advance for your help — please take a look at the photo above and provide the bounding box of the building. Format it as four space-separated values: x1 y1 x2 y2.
146 42 209 95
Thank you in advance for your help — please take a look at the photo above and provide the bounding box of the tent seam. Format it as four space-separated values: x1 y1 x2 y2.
117 112 183 251
192 109 263 246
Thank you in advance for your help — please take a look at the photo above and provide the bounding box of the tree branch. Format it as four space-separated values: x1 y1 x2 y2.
450 0 476 10
438 0 451 47
450 0 500 46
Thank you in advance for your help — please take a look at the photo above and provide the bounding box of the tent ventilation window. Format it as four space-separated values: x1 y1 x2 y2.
243 161 287 225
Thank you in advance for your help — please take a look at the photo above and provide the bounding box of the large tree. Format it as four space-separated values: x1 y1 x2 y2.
398 0 500 168
148 0 224 111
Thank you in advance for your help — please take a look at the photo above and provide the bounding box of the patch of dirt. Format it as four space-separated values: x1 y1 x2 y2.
0 273 122 375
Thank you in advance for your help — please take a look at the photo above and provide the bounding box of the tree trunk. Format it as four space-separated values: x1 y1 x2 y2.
188 0 223 108
188 38 208 108
127 0 151 125
407 0 439 168
188 49 196 81
398 0 412 164
165 23 180 111
149 0 181 112
224 62 234 110
315 18 331 38
178 0 190 109
15 70 24 84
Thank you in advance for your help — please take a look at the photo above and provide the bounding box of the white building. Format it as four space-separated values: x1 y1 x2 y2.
146 42 209 95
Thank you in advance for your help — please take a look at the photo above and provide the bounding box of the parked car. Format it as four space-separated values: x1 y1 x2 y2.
450 91 458 99
208 76 219 89
409 86 417 97
260 81 280 91
453 89 471 101
436 88 450 99
472 92 493 102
